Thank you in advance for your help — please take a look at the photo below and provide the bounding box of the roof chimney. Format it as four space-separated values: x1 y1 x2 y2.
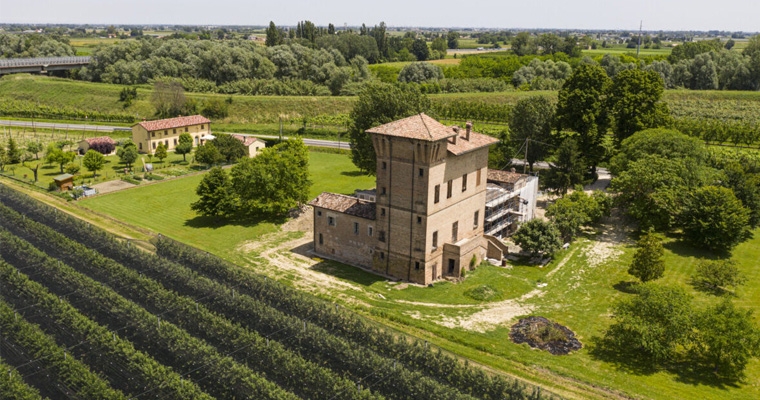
465 121 472 140
511 167 516 173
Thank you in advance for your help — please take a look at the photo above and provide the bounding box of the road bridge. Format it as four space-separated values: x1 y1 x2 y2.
0 56 91 75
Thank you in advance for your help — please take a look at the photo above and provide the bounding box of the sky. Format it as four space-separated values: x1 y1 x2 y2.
1 0 758 32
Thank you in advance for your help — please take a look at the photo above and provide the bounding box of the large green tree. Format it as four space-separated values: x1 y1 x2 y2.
44 143 76 174
265 21 282 47
607 69 670 143
194 142 224 167
604 284 693 363
82 149 106 178
154 142 168 163
231 138 311 215
117 141 139 171
348 82 430 174
508 95 555 172
555 64 611 172
692 299 760 379
628 230 665 283
211 133 247 163
5 138 21 164
692 260 747 294
191 167 238 217
511 219 562 257
609 128 706 175
546 189 609 242
680 186 751 253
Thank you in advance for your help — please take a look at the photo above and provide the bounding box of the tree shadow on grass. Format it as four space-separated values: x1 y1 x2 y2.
340 170 367 177
612 280 639 294
589 335 745 389
662 233 728 260
183 213 287 230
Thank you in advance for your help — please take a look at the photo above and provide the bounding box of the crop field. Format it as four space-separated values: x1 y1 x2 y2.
0 183 556 400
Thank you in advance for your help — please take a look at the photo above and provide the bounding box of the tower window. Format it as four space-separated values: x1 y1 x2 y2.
462 174 467 192
417 216 422 224
415 261 421 270
379 231 386 242
447 180 453 199
318 233 323 245
328 216 336 226
381 187 387 195
476 168 482 186
382 161 387 170
432 231 438 249
381 208 386 216
368 226 374 236
434 185 440 203
419 168 424 177
452 221 458 242
474 211 479 228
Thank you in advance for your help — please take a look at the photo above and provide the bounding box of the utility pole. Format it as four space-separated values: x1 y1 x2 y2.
524 137 529 174
637 20 643 58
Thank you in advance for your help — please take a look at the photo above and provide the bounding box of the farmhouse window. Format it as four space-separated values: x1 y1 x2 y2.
317 210 322 217
139 143 142 150
151 132 155 137
447 180 453 198
328 216 336 226
152 142 156 149
434 185 440 203
185 127 188 132
201 124 205 129
173 129 176 134
174 139 177 146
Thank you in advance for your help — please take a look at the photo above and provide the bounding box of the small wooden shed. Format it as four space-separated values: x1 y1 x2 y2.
53 174 75 191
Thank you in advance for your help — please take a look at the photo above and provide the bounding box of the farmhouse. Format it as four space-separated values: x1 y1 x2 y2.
310 114 536 285
231 134 266 158
132 115 211 154
78 136 116 155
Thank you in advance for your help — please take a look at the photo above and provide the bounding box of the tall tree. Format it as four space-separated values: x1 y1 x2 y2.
628 230 666 283
82 149 106 178
231 138 311 215
191 167 237 217
607 69 670 143
5 138 21 164
44 143 76 174
348 82 430 174
117 141 139 171
555 64 611 172
411 38 430 61
692 299 760 379
544 138 586 196
194 142 224 167
680 186 751 253
265 21 281 47
447 31 459 49
605 284 694 363
175 133 194 162
508 95 555 172
154 142 168 163
151 81 188 118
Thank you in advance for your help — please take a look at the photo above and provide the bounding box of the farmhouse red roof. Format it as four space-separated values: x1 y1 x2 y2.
83 136 116 145
309 192 376 220
137 115 211 131
232 134 261 147
366 113 457 141
446 130 498 155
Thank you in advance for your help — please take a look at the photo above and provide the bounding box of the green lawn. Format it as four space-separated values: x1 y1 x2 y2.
79 151 374 255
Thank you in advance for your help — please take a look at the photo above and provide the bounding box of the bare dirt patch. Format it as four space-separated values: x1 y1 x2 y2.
510 316 582 355
582 211 628 269
90 179 136 195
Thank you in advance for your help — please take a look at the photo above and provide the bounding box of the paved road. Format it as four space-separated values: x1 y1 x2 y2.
0 120 350 150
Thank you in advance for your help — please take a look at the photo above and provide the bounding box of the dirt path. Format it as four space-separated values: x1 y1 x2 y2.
91 179 135 194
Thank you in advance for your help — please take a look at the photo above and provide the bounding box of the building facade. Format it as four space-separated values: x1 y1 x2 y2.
484 170 539 238
311 114 512 285
132 115 211 154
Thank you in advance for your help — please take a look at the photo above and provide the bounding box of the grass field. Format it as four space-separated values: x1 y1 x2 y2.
79 150 374 255
71 141 760 399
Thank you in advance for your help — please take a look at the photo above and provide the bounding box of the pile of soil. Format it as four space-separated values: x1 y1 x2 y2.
509 316 582 355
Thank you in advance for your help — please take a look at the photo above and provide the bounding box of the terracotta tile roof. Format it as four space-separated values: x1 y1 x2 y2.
366 113 457 141
309 192 376 220
232 134 262 147
447 130 499 155
83 136 116 145
487 169 526 185
136 115 210 132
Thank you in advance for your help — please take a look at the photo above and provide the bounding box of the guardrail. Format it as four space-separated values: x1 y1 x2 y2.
0 56 91 68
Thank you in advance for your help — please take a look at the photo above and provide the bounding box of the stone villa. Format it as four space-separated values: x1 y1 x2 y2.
132 115 211 154
310 114 537 285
